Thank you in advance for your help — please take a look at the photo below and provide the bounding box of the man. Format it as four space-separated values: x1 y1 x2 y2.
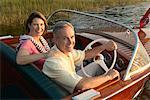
42 21 120 93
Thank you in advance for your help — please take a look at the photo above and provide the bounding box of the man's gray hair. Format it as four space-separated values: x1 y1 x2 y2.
53 21 74 34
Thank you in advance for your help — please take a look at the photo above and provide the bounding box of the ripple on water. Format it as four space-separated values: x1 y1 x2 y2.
98 2 150 28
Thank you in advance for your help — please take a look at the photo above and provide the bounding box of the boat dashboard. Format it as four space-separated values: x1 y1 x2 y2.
74 32 130 76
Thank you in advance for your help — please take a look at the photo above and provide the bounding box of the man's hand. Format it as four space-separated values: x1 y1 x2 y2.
106 69 120 80
103 40 117 51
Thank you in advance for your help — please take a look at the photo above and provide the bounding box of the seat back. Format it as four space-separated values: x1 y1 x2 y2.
0 41 70 98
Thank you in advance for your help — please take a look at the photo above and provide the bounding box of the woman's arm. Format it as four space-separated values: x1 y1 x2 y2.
16 48 49 65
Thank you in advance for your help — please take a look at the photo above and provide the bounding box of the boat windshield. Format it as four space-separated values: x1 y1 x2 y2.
47 9 150 80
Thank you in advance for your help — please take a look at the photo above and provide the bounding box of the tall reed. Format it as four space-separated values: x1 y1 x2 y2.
0 0 148 35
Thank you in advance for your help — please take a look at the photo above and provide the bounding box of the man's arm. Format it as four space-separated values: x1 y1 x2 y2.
74 69 120 92
84 40 117 60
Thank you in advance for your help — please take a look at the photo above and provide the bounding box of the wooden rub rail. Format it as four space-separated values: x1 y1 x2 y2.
144 42 150 56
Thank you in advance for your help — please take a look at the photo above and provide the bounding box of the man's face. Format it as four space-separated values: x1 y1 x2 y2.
54 26 75 55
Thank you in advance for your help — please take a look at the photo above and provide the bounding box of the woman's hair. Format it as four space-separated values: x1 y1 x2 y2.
26 11 48 34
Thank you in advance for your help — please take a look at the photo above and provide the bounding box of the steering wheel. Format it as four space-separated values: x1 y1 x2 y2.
81 38 117 77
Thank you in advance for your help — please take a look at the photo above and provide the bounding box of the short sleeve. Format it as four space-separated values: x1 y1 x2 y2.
42 59 82 93
71 49 85 66
20 40 39 54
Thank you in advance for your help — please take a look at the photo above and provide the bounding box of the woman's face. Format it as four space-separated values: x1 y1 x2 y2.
28 18 45 37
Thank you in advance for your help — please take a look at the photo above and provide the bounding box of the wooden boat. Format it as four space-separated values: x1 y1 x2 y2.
1 9 150 99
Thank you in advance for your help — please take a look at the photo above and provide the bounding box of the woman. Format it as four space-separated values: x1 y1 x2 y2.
16 11 51 70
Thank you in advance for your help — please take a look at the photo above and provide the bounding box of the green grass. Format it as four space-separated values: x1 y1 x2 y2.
0 0 148 36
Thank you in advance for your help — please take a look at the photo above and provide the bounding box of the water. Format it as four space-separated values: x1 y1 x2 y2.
97 2 150 28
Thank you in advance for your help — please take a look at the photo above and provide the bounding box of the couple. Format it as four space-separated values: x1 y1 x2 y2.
16 11 120 93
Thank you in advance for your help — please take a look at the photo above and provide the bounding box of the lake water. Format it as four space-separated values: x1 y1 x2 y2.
97 2 150 28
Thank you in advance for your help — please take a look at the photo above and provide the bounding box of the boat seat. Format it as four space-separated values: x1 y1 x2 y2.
0 41 70 99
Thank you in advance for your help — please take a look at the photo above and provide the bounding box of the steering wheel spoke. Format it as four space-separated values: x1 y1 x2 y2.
81 39 117 77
